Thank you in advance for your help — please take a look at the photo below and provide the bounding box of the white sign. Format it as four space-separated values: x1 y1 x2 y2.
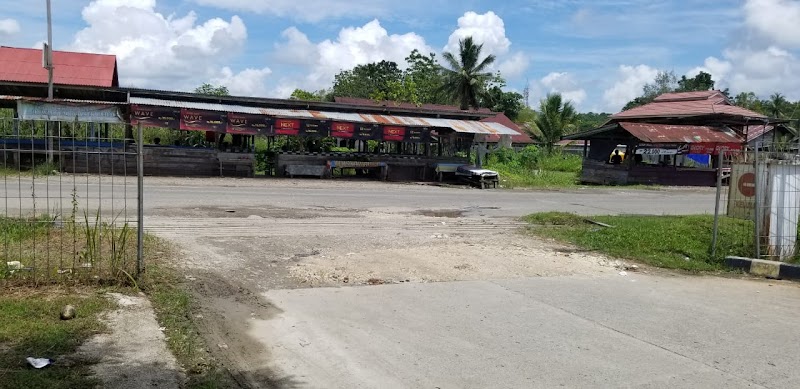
17 100 123 123
635 148 679 155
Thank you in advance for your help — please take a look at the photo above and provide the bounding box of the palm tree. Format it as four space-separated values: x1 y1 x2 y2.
439 37 496 110
532 93 577 153
766 93 788 118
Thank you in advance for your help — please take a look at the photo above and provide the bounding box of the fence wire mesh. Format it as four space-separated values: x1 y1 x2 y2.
0 117 141 285
713 142 800 263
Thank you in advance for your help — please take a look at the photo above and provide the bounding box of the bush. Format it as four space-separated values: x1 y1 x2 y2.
484 146 581 188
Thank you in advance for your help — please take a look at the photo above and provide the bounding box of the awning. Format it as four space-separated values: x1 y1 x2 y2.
619 122 743 143
128 97 520 136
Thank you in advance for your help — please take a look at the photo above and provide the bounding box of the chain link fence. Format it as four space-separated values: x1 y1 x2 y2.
1 117 143 285
713 142 800 263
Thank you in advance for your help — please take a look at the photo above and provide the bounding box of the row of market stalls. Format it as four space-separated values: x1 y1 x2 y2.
564 91 794 186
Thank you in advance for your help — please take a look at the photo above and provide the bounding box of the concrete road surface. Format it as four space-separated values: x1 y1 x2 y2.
257 274 800 388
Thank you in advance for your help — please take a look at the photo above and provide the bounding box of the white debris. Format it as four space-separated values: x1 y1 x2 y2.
619 271 628 276
26 357 51 369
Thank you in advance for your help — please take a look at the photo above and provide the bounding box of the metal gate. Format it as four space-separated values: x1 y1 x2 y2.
1 116 143 285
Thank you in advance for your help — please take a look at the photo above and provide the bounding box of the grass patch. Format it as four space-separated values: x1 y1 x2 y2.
0 288 113 388
140 235 236 388
525 213 754 271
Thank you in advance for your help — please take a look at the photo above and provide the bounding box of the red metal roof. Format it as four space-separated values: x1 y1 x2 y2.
618 122 743 143
479 113 532 143
612 90 766 120
334 96 494 114
0 46 118 87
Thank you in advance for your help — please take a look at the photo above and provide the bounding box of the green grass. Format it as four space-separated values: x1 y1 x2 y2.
141 235 236 388
524 213 755 271
0 289 113 388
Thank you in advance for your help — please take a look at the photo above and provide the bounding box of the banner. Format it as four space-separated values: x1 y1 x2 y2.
131 105 180 128
689 142 743 155
180 109 226 132
635 143 688 155
227 113 273 135
383 126 406 142
275 119 301 136
300 120 331 137
19 100 123 123
331 122 355 139
404 127 431 143
353 124 381 140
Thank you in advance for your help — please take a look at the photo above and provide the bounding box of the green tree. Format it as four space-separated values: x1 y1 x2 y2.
532 93 577 152
575 112 611 132
290 89 330 101
195 83 229 96
487 87 524 120
404 50 446 104
766 93 789 118
622 70 678 111
439 36 496 110
332 60 403 99
677 71 715 92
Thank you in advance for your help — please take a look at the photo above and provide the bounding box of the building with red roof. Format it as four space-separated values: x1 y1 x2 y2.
563 90 791 186
0 46 118 88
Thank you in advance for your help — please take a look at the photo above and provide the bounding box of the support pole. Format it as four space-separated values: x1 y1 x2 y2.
711 152 724 257
136 123 144 277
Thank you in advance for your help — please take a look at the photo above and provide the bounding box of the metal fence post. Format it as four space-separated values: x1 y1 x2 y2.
754 142 761 259
711 152 724 257
137 123 144 277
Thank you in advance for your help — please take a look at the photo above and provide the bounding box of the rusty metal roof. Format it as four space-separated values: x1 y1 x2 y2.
129 97 520 135
0 47 118 87
334 96 495 115
0 95 124 105
619 122 743 143
612 90 766 120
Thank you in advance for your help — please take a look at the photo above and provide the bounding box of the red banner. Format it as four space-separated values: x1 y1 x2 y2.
227 113 273 135
275 119 301 135
383 126 406 142
180 109 226 132
131 105 180 129
689 142 743 155
331 122 355 138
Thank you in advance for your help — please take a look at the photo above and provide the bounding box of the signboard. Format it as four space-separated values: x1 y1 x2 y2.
227 113 273 135
18 100 123 123
180 109 226 132
131 105 180 128
635 144 688 155
689 142 743 155
383 126 406 142
331 122 355 138
300 120 330 137
727 163 756 220
353 124 380 140
405 127 431 143
275 119 301 136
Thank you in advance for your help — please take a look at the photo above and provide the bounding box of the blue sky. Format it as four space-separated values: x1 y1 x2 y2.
1 0 798 112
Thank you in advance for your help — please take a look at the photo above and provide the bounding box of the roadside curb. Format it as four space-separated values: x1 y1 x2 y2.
725 256 800 280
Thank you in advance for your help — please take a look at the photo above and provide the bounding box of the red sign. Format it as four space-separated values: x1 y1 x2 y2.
275 119 301 135
331 122 355 138
131 105 180 129
689 142 743 155
738 172 756 197
227 113 273 135
383 126 406 142
180 109 226 132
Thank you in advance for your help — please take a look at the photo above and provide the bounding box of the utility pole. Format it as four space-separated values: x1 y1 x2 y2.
45 0 54 163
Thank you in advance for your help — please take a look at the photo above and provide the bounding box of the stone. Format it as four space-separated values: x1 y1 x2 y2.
60 305 76 320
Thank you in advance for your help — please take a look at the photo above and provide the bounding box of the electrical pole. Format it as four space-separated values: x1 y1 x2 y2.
46 0 53 100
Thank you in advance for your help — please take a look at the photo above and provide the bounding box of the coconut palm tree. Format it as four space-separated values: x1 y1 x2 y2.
766 93 788 118
532 93 578 153
439 37 496 110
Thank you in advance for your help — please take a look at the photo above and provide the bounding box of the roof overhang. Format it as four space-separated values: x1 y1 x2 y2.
129 97 521 136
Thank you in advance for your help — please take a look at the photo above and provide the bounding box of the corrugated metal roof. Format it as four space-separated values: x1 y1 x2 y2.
0 47 118 87
479 114 536 144
619 122 743 143
334 96 495 114
612 90 766 120
129 97 520 135
0 95 125 105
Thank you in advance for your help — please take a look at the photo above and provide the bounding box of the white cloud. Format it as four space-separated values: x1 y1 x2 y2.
687 56 733 85
744 0 800 48
601 64 658 112
697 47 800 100
210 66 273 97
192 0 389 22
0 18 20 36
498 53 530 79
70 0 250 91
272 20 433 93
445 11 511 57
538 72 587 106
